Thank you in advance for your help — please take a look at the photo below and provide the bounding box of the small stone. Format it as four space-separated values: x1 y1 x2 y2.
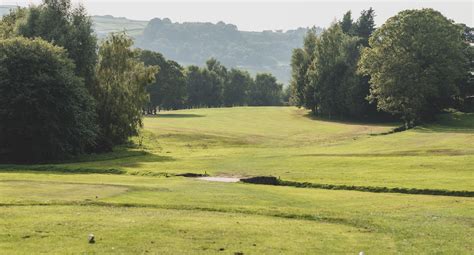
88 234 95 244
359 252 365 255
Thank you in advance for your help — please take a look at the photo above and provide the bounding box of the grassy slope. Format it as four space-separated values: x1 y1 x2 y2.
91 15 148 38
42 107 473 191
0 107 473 253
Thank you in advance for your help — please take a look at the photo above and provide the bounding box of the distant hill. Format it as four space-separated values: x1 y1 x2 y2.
135 18 319 83
1 6 321 83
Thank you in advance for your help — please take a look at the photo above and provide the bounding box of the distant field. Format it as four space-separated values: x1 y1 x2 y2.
1 107 473 253
92 15 148 38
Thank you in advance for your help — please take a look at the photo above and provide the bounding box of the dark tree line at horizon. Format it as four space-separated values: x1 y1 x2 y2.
140 52 285 113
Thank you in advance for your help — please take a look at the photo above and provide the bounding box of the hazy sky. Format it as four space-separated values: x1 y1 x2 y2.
2 0 473 31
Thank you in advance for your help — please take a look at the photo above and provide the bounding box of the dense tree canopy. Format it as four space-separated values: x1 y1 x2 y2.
140 50 187 112
359 9 467 125
16 0 97 88
224 69 253 107
291 9 377 119
0 37 97 162
249 73 283 106
94 33 158 150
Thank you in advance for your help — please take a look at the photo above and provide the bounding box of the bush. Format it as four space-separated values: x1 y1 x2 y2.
0 37 98 162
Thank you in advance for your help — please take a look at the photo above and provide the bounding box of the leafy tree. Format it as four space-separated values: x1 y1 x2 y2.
0 8 27 39
205 58 227 107
249 73 283 106
340 11 354 34
16 0 97 88
290 28 319 110
307 24 360 118
0 37 97 162
159 60 187 110
139 50 186 111
290 48 308 107
94 33 158 151
354 7 376 46
185 65 208 107
224 69 253 106
359 9 467 125
139 50 166 113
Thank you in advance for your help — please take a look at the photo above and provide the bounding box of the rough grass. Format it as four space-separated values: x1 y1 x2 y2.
0 107 473 253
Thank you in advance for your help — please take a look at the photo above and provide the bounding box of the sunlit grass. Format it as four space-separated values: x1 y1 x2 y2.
0 107 472 253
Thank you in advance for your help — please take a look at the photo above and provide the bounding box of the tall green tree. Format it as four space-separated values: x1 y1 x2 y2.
0 37 97 162
359 9 467 125
290 28 318 109
94 33 158 150
290 48 308 107
340 11 354 34
354 7 376 46
302 28 319 110
16 0 97 88
249 73 283 106
140 50 186 111
307 24 361 118
224 69 253 107
205 58 227 107
185 65 208 107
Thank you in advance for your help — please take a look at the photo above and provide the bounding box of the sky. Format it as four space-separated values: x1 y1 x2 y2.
2 0 473 31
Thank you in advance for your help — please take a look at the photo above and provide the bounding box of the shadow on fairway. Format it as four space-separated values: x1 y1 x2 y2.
147 113 205 118
0 150 175 175
302 112 397 127
416 112 474 133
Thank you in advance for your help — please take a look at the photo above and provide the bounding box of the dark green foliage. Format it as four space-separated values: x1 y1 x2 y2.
359 9 467 125
183 59 283 108
249 74 283 106
224 69 253 107
340 11 353 34
139 50 186 111
16 0 97 89
94 33 158 151
353 8 376 46
204 58 227 107
185 65 208 107
0 37 98 162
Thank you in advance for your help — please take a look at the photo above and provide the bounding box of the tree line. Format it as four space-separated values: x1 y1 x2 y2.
290 8 473 126
0 0 284 162
140 51 284 113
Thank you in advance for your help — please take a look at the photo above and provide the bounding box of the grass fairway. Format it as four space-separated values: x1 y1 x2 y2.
0 107 473 253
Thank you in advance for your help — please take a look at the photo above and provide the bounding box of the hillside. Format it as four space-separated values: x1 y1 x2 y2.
135 18 315 83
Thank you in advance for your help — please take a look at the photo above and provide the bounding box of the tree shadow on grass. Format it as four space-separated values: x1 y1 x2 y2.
0 150 175 175
415 113 474 133
146 113 205 118
303 112 398 127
